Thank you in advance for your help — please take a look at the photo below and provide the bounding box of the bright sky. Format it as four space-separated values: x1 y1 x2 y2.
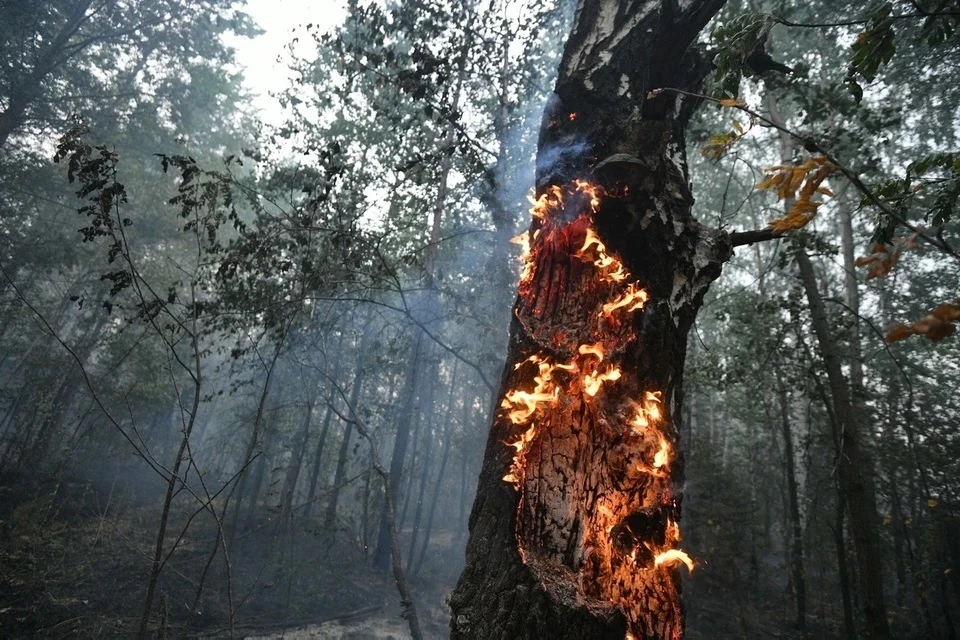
227 0 347 126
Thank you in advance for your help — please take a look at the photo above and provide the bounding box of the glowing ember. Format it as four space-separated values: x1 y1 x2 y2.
601 282 649 317
654 548 695 573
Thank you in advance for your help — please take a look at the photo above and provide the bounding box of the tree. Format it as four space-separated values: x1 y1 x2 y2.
451 1 733 637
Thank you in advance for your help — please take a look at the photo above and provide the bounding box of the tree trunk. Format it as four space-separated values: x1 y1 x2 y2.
373 333 423 570
795 247 890 638
324 365 366 532
278 398 314 522
451 2 729 637
776 379 807 632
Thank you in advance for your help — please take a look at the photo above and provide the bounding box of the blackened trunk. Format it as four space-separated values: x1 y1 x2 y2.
451 2 730 637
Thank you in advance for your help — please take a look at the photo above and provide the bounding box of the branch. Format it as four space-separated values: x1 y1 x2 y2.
656 87 960 263
773 10 960 29
730 227 787 247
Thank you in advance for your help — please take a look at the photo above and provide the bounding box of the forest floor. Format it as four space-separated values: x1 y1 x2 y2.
0 471 454 638
0 469 842 639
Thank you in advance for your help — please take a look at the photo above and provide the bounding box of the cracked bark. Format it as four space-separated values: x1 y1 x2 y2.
451 2 729 638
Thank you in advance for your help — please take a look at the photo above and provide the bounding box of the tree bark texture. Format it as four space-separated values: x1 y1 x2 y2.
451 2 729 638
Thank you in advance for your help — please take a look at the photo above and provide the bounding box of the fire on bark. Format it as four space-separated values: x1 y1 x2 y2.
451 1 729 638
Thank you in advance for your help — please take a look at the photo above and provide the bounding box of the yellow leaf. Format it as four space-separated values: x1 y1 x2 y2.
719 98 743 108
732 120 745 134
928 498 939 508
883 514 892 525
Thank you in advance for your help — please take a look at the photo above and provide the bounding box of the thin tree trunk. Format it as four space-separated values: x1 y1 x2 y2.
324 364 367 532
278 398 314 522
138 290 204 638
304 398 335 521
776 379 807 632
795 247 890 638
373 333 424 570
408 363 458 573
413 394 455 575
834 491 857 640
327 399 424 640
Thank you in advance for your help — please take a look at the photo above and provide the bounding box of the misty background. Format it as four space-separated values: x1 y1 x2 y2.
0 0 958 638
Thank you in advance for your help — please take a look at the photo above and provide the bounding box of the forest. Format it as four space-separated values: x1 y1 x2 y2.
0 0 958 638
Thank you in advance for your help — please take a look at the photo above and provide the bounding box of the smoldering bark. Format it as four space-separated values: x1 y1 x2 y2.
451 1 730 637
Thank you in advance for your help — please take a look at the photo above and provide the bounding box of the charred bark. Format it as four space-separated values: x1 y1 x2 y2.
451 2 730 638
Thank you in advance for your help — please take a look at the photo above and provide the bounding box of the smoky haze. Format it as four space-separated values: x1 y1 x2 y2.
3 1 959 639
0 0 566 637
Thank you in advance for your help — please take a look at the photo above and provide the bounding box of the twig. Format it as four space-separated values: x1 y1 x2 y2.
656 87 960 262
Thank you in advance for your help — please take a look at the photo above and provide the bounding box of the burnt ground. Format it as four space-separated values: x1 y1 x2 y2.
0 471 455 638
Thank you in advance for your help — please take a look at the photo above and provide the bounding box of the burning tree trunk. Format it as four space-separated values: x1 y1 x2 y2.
451 1 729 637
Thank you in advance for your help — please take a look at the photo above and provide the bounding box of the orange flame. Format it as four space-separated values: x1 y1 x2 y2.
576 228 628 282
501 355 576 424
653 432 671 470
583 366 622 397
572 179 602 212
528 186 565 221
654 548 695 573
631 391 662 432
503 424 538 485
510 230 535 284
601 283 649 317
504 177 696 636
577 341 605 361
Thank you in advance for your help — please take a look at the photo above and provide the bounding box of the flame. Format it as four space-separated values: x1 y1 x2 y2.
528 185 565 221
572 179 602 212
666 518 681 544
576 228 629 282
510 230 535 284
653 433 671 469
503 424 538 485
501 355 569 425
601 283 649 317
583 366 622 397
631 391 662 432
654 548 695 573
577 341 605 361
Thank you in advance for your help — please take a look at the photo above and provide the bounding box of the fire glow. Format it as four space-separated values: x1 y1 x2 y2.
501 178 694 637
